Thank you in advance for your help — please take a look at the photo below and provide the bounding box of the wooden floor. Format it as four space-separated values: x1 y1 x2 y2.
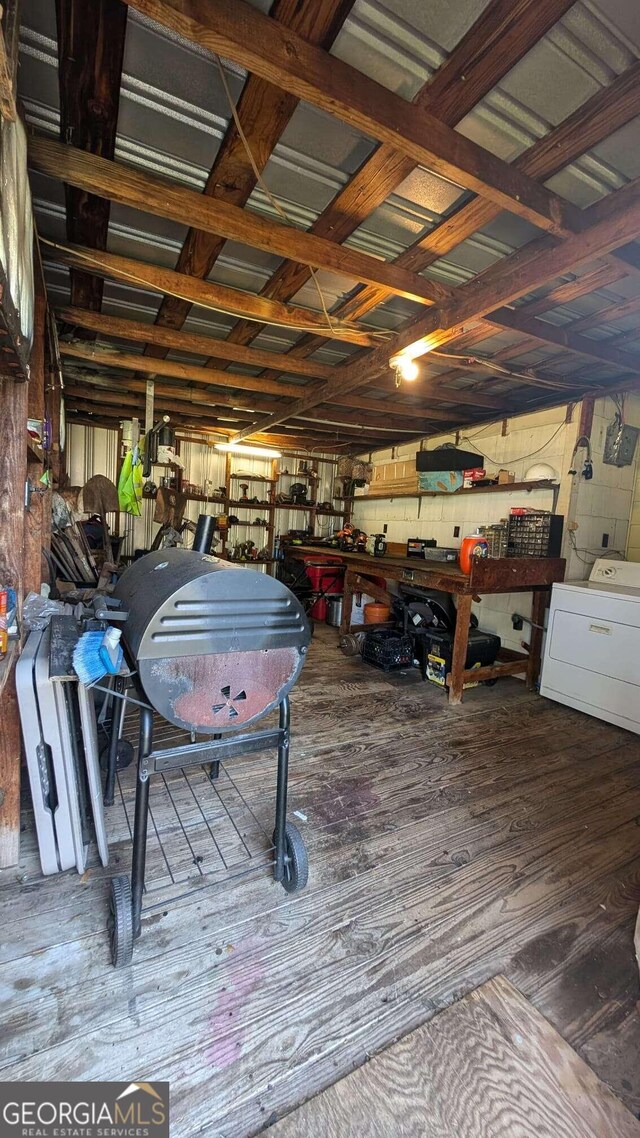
269 975 640 1137
2 626 640 1137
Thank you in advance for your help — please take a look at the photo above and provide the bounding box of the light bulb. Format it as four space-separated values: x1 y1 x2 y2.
390 354 420 383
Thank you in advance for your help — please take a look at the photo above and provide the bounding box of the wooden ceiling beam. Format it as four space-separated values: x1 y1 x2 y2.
562 293 640 335
147 0 355 350
63 368 447 433
55 307 335 379
64 391 385 447
327 393 468 421
43 242 380 345
55 0 127 314
244 62 640 381
59 341 306 397
61 343 459 423
62 367 286 414
335 58 640 325
124 0 572 236
489 306 640 375
232 175 640 439
30 136 443 307
218 0 574 359
517 262 628 318
63 398 349 449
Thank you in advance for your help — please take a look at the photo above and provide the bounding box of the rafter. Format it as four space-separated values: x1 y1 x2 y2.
55 307 335 379
30 136 444 306
489 306 640 374
60 342 460 424
59 342 306 398
219 0 575 359
234 58 640 385
124 0 572 236
147 0 355 350
562 294 640 335
44 243 381 345
55 0 127 313
231 175 640 440
63 388 396 447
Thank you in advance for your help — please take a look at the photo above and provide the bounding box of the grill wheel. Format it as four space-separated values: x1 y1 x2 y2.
275 822 309 894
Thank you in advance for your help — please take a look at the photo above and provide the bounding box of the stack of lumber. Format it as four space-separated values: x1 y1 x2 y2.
50 523 98 585
366 459 418 497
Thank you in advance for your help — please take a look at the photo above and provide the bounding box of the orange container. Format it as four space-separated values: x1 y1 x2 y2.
364 601 390 624
458 533 489 575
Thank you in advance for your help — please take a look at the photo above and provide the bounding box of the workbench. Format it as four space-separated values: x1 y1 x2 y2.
290 546 565 705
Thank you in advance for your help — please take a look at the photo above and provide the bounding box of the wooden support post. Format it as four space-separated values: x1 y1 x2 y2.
448 593 472 705
578 396 595 441
339 567 355 635
24 290 49 596
0 371 28 866
526 588 549 691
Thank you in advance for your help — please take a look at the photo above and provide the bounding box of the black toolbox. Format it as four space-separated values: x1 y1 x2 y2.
417 627 501 686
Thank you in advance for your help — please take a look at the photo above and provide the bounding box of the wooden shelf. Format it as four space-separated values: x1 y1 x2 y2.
227 498 272 508
230 473 277 483
183 492 225 504
275 501 344 516
338 479 557 503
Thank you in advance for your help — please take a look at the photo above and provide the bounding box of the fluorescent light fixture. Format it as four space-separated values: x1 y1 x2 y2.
215 442 282 458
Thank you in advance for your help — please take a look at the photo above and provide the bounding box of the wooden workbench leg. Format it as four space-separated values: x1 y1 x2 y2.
448 594 472 706
340 569 354 636
526 588 549 691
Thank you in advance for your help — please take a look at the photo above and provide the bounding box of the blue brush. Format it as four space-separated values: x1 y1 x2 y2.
73 626 123 686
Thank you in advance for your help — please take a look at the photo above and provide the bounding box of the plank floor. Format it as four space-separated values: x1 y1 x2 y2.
268 975 640 1137
1 626 640 1137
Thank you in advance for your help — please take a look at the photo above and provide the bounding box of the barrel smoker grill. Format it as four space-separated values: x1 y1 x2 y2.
107 548 311 967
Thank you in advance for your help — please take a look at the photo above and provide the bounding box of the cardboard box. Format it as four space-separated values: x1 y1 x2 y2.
463 467 486 488
497 469 515 484
418 470 463 493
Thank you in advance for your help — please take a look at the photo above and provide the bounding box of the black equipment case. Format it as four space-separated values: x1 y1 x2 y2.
418 627 501 686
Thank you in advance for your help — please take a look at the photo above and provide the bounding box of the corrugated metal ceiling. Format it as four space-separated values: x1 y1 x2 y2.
16 0 640 442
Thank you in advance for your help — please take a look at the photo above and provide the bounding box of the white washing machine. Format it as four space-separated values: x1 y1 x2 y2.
540 558 640 734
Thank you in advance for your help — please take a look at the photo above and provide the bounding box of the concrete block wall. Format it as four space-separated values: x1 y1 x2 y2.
353 396 640 656
565 395 640 578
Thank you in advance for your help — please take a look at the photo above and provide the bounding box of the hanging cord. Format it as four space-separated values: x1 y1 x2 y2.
214 54 337 336
41 237 390 343
568 531 625 565
429 350 585 391
457 420 567 466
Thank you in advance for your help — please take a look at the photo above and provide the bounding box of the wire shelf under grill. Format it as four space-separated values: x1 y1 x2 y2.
106 713 277 910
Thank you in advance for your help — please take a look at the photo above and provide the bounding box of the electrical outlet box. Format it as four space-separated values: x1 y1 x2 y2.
453 525 460 538
603 421 639 466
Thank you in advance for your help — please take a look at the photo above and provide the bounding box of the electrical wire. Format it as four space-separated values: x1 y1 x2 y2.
568 530 626 565
429 349 586 391
213 54 338 337
457 420 567 465
41 237 390 343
